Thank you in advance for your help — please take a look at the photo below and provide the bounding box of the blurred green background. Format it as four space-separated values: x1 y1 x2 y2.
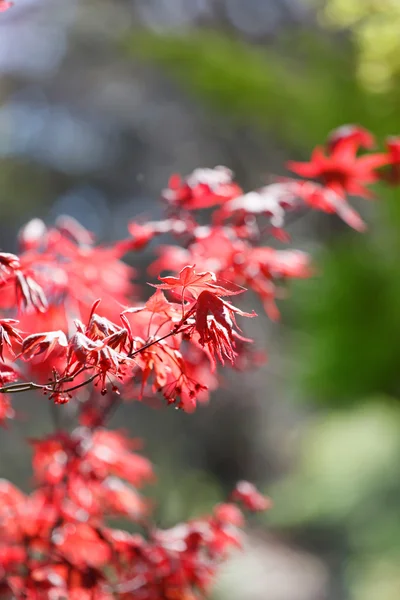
1 1 400 598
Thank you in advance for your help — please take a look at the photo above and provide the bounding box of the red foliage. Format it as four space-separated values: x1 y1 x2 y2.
379 136 400 184
0 0 12 11
0 116 396 598
326 124 375 153
231 481 273 512
287 128 388 199
163 167 242 210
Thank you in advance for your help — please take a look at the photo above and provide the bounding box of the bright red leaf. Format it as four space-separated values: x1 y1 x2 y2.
153 265 244 301
287 139 388 198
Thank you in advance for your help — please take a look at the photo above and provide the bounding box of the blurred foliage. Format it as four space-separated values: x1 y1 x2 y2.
125 29 400 148
0 160 56 223
268 401 400 527
291 222 400 403
349 558 400 600
318 0 400 92
267 401 400 600
151 464 223 526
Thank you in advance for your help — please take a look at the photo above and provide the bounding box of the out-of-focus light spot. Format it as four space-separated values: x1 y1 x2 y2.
18 218 47 245
358 62 391 94
321 0 364 27
320 0 400 92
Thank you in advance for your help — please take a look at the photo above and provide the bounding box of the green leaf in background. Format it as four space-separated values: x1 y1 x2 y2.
124 29 400 148
291 234 400 403
265 400 400 600
267 401 400 527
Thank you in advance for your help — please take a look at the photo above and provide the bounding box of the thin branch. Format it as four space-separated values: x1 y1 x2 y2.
62 373 100 394
0 381 45 394
127 328 181 358
0 326 188 401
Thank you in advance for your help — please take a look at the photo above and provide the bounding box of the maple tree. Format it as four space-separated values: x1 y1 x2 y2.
1 6 400 598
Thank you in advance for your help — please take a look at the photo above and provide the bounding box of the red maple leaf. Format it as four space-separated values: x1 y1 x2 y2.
295 180 367 231
152 265 244 301
0 319 22 361
89 429 154 487
287 139 388 198
187 290 256 365
19 330 68 362
123 289 182 324
326 124 375 153
163 167 242 210
52 523 112 568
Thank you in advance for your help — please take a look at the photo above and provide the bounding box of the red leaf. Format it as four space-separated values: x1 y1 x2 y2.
0 1 13 12
15 271 48 313
189 290 256 365
0 319 22 361
52 523 112 568
152 265 244 300
0 362 18 386
287 141 388 199
0 394 15 425
326 124 375 153
231 481 272 512
162 166 242 210
19 330 68 361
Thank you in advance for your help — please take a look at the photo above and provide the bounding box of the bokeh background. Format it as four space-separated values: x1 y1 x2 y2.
1 1 400 599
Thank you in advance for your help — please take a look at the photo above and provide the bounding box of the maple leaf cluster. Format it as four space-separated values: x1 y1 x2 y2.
0 429 268 599
0 118 398 598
